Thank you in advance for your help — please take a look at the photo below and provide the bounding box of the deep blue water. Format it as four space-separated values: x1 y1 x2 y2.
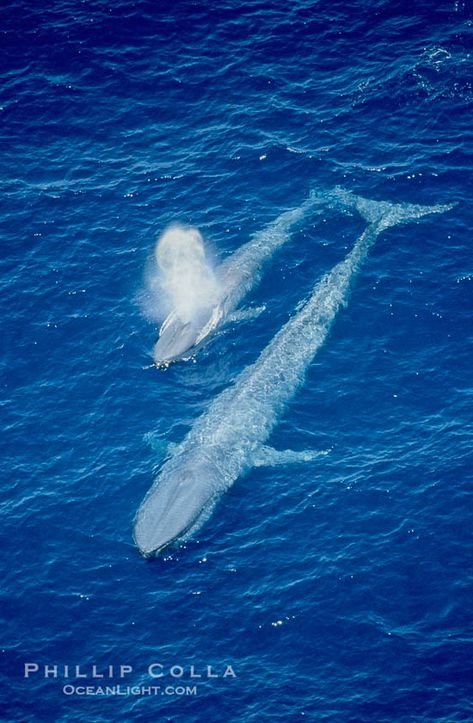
1 1 472 721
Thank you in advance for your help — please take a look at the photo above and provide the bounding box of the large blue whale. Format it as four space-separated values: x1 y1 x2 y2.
135 190 454 557
153 190 323 365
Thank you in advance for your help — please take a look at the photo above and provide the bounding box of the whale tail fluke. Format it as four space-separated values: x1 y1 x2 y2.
331 187 456 230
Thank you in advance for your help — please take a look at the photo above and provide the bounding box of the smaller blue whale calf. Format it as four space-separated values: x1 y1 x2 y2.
134 189 455 557
152 190 323 366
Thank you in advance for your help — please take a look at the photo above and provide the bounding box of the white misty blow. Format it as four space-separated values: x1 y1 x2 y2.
154 224 221 324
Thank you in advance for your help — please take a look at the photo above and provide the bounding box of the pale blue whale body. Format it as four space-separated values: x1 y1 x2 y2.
153 190 323 365
135 190 454 557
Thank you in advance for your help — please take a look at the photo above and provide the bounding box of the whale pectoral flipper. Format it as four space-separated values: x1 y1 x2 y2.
252 446 331 467
143 432 179 461
227 305 266 325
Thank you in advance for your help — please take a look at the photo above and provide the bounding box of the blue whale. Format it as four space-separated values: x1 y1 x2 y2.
153 190 323 365
135 190 455 556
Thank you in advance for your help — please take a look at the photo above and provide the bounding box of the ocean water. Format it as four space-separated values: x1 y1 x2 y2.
1 1 472 721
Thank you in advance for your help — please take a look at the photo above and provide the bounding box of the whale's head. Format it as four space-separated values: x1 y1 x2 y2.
153 315 203 367
153 305 222 367
133 456 219 558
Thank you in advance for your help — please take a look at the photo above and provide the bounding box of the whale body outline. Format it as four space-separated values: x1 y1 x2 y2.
152 190 324 366
135 189 455 557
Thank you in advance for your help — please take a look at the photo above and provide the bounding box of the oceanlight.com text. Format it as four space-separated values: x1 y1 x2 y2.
62 684 198 697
